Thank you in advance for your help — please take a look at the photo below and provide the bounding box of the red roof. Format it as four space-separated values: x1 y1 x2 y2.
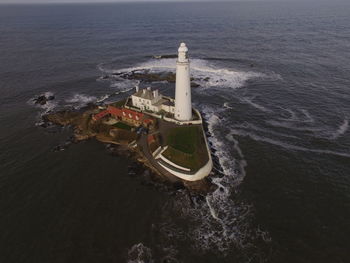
93 110 110 120
94 106 154 125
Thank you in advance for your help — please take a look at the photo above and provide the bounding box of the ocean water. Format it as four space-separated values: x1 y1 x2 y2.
0 1 350 262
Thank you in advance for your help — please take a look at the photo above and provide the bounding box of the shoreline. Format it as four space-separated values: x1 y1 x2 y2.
42 103 214 193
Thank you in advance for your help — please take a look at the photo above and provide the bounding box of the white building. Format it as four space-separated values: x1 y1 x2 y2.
131 87 175 114
130 42 193 121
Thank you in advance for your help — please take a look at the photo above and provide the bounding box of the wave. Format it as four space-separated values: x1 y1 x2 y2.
266 120 324 132
152 54 177 59
180 105 270 254
96 94 110 103
65 93 97 109
267 116 349 141
223 102 234 110
202 106 238 178
127 243 154 263
28 92 58 126
228 129 350 158
99 58 264 91
240 97 272 113
232 122 299 139
331 119 348 139
277 107 314 123
300 109 314 123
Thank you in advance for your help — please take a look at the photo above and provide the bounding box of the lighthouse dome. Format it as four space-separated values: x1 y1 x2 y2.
178 42 188 53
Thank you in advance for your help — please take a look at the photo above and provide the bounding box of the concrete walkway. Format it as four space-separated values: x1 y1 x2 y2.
137 133 181 183
136 117 211 182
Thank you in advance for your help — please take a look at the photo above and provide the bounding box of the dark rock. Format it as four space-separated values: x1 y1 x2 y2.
173 181 185 190
191 82 200 88
34 94 55 105
42 110 81 126
153 54 177 59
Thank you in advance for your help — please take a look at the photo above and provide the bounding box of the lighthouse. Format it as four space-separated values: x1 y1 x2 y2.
175 43 192 121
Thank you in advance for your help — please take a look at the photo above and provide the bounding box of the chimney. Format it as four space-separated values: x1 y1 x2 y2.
135 85 139 92
143 89 146 94
153 90 158 98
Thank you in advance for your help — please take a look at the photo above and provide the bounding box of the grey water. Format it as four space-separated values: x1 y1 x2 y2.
0 1 350 262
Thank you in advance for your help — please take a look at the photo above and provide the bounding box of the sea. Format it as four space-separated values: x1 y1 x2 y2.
0 1 349 262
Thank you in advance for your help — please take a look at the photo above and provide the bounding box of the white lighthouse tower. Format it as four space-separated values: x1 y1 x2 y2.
175 43 192 121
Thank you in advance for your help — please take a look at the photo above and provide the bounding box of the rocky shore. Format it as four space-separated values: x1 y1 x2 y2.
102 70 209 88
42 103 213 193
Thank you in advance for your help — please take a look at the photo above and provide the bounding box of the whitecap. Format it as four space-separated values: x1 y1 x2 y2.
181 105 269 253
223 102 233 109
127 243 154 263
100 58 264 91
240 97 272 113
28 91 58 126
331 119 348 139
266 120 324 132
228 129 350 158
65 93 97 109
232 122 298 139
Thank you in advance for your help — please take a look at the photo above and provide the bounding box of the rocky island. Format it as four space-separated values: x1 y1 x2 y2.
43 43 213 190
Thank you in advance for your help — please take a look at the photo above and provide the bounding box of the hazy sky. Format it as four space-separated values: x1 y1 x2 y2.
0 0 328 4
0 0 219 3
0 0 176 3
0 0 269 4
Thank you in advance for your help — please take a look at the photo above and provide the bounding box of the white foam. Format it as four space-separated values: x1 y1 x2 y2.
232 122 299 139
300 109 314 123
240 97 272 113
179 105 269 253
202 106 236 177
96 94 109 103
228 129 350 158
127 243 154 263
266 120 324 132
277 107 314 123
28 92 58 125
223 102 233 109
331 119 348 139
100 58 263 91
65 93 97 109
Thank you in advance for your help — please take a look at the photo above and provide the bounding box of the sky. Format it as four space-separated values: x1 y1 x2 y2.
0 0 219 3
0 0 332 4
0 0 272 4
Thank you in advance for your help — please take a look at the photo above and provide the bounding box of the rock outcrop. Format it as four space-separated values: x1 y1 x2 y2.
34 94 55 105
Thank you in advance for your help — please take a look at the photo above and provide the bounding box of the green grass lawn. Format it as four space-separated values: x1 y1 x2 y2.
166 126 200 154
163 126 208 171
113 122 132 130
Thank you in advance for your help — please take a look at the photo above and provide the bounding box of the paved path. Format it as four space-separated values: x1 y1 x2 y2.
137 133 180 183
